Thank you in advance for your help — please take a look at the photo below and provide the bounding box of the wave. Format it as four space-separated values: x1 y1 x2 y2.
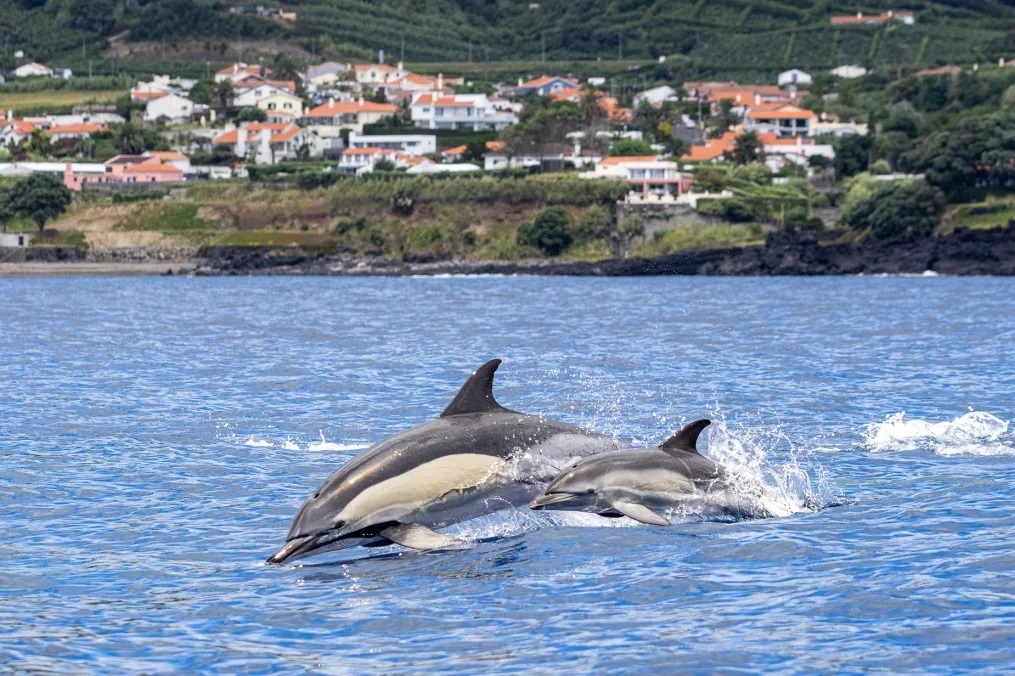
864 411 1014 456
242 436 273 448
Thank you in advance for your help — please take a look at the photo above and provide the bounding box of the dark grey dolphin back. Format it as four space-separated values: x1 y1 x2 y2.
440 359 517 417
660 419 711 456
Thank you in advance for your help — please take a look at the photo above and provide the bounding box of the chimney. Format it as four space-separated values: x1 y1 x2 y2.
754 93 760 105
329 97 335 109
437 73 443 90
358 95 364 105
518 77 523 87
397 61 404 71
237 127 247 156
378 49 384 64
233 63 239 74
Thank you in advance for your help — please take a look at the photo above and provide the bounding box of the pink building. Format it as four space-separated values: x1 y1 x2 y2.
63 154 184 191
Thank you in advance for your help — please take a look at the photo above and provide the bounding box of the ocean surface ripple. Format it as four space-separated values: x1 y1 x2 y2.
1 276 1013 672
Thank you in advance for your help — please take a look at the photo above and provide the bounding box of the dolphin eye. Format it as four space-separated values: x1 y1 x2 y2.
313 492 320 499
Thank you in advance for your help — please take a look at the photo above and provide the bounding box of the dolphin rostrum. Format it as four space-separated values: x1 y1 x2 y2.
529 419 726 525
267 359 626 563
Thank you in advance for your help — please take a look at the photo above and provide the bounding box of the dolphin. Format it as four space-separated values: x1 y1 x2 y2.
267 359 626 564
529 419 727 525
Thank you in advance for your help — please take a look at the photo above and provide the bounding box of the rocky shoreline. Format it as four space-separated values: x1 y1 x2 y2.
4 226 1013 276
189 226 1015 277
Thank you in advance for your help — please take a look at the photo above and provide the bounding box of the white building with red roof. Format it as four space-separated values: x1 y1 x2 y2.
215 62 273 83
354 62 407 85
584 156 691 196
302 99 398 131
213 122 307 164
513 76 581 97
410 92 517 131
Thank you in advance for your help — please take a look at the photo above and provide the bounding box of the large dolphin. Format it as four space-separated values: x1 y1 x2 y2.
267 359 626 563
529 419 728 525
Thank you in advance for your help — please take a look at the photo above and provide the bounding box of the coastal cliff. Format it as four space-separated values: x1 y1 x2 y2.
189 226 1015 277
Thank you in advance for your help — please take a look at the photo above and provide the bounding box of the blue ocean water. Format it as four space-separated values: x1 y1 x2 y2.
2 276 1014 672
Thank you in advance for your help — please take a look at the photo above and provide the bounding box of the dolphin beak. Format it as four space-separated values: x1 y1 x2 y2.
530 493 577 509
266 534 317 564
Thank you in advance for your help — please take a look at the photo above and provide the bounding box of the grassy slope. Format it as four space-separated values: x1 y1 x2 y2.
2 1 1013 81
0 90 122 110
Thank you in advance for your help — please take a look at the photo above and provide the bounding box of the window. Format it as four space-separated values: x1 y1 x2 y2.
630 169 645 179
650 169 665 178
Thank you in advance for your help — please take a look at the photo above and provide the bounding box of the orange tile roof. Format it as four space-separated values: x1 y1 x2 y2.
304 100 397 117
11 120 36 134
746 105 816 120
150 151 187 161
132 90 169 100
486 141 505 152
47 123 106 135
444 144 467 155
599 155 658 165
518 75 580 90
271 127 302 143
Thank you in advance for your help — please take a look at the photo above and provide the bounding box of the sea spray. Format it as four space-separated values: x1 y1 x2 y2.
864 411 1013 456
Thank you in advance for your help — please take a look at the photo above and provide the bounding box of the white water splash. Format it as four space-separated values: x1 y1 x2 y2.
242 436 273 448
306 431 370 452
281 437 300 451
864 411 1014 456
699 420 830 519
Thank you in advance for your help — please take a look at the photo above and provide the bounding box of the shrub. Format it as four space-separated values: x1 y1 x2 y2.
571 205 614 242
698 198 753 222
843 181 945 239
516 206 573 256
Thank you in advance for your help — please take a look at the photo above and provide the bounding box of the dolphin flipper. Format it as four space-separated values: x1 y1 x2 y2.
378 523 467 550
611 501 671 526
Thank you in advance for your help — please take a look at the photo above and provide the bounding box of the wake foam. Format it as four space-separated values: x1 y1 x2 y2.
306 431 370 452
696 420 831 519
864 411 1014 456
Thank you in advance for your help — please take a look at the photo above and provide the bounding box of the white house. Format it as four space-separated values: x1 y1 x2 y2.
633 85 679 108
13 62 53 78
307 62 348 88
761 136 835 172
256 90 305 118
143 93 196 124
337 147 426 174
216 63 273 83
581 156 690 196
347 133 436 155
411 92 517 131
354 62 407 85
406 162 479 174
830 65 868 79
231 79 297 108
778 69 813 87
743 102 816 137
302 99 398 132
213 122 306 164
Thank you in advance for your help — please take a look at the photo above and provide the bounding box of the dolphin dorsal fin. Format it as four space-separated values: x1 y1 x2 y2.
439 359 509 417
660 419 711 456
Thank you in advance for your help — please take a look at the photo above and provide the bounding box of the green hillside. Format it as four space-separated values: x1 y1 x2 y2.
1 0 1014 80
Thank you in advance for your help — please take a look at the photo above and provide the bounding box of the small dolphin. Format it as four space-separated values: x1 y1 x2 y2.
267 359 626 564
530 419 726 525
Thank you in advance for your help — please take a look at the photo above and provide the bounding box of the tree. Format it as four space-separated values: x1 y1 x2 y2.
113 125 147 155
708 99 737 136
608 138 655 156
833 134 873 178
8 174 73 232
373 159 397 172
68 0 116 34
462 140 487 163
730 131 763 165
571 205 613 242
517 206 573 256
0 188 14 233
843 180 945 239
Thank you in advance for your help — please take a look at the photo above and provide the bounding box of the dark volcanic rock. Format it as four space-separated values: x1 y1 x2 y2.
192 226 1015 277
